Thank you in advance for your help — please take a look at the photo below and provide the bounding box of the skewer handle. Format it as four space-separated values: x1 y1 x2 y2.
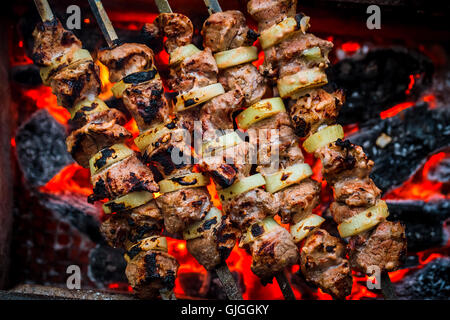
203 0 222 14
154 0 173 13
380 272 398 300
33 0 54 22
275 271 296 300
87 0 119 48
215 264 243 300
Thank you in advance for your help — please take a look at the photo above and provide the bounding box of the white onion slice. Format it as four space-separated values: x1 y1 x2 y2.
174 83 225 112
124 236 168 262
159 172 209 194
338 201 389 238
69 97 109 120
302 124 344 153
218 174 266 202
277 67 328 98
102 191 154 214
169 44 201 66
239 217 280 248
89 143 134 175
290 214 325 243
236 97 286 129
264 163 313 193
214 46 258 69
183 207 222 240
134 122 174 153
40 49 92 85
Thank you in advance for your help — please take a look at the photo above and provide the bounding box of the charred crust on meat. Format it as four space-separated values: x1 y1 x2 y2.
127 245 142 260
92 178 108 200
325 245 336 253
184 99 196 108
202 217 218 231
293 117 308 137
281 173 291 181
123 69 158 84
104 201 127 213
335 138 353 151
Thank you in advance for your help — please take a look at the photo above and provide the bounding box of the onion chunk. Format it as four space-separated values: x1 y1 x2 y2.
89 143 134 175
183 207 222 240
338 201 389 238
169 44 201 66
259 16 310 49
102 191 154 214
290 214 325 243
218 174 266 202
303 124 344 153
239 217 280 247
159 173 209 194
277 67 328 98
214 46 258 69
236 97 286 129
124 236 168 262
174 83 225 112
264 163 313 193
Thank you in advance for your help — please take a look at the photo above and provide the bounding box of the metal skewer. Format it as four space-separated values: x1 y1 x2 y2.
381 272 398 300
87 0 120 48
203 0 222 15
201 0 297 301
33 0 54 22
153 0 243 301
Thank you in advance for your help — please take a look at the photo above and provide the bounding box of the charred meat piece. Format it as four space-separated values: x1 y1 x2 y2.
349 221 407 274
168 48 218 93
90 154 159 201
100 201 163 249
122 79 170 131
316 139 374 184
66 119 132 168
202 10 256 53
186 216 238 270
98 43 155 82
50 60 101 109
200 141 255 188
300 229 353 299
69 107 127 131
249 224 299 281
222 188 280 230
156 187 211 235
289 89 343 138
200 88 245 132
275 179 321 224
218 63 269 106
32 18 82 67
334 177 381 208
248 112 304 174
143 13 193 54
247 0 297 31
126 250 179 299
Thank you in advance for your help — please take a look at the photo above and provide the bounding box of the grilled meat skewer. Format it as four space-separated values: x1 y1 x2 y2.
247 0 407 298
32 0 178 299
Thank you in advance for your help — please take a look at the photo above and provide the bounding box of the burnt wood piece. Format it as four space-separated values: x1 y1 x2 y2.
394 258 450 300
387 200 450 252
328 48 433 125
15 109 74 187
0 21 13 289
349 103 450 193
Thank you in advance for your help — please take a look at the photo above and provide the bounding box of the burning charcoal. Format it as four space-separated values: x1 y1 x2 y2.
88 244 127 286
349 103 450 193
428 152 450 183
387 200 450 252
38 193 102 243
11 64 42 86
328 48 433 124
15 109 73 187
395 258 450 300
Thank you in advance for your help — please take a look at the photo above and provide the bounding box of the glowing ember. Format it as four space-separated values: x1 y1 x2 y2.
39 163 92 197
